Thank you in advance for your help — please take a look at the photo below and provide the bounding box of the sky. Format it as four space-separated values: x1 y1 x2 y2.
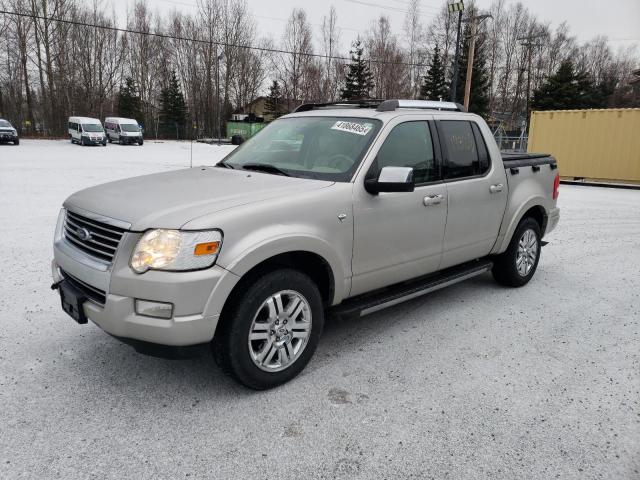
109 0 640 53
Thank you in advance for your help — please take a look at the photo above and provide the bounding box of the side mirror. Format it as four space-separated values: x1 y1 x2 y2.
364 166 415 195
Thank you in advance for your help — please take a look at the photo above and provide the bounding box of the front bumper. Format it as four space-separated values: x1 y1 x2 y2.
52 211 239 346
0 133 17 142
82 137 105 145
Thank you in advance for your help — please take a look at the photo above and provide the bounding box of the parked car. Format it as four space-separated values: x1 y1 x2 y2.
104 117 143 145
0 119 19 145
68 117 106 146
52 99 560 389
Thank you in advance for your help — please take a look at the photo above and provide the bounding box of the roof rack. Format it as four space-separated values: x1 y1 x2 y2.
294 99 466 113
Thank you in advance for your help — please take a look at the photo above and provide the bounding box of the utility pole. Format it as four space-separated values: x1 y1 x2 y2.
216 51 224 146
448 1 464 103
517 33 544 134
463 13 492 112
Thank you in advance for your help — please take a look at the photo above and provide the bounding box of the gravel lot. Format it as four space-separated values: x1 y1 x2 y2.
1 140 639 479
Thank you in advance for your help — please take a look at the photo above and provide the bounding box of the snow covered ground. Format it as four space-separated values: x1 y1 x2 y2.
1 140 639 479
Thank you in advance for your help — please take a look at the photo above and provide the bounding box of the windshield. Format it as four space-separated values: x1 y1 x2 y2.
121 124 139 132
82 124 103 132
0 120 12 128
220 116 382 182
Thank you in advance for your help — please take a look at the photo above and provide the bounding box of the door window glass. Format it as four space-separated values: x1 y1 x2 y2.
440 121 480 179
374 121 438 184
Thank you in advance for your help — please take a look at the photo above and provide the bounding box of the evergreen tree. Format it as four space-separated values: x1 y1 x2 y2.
531 60 603 111
341 40 374 100
158 71 188 139
117 77 143 122
264 80 285 120
420 44 447 101
452 23 490 117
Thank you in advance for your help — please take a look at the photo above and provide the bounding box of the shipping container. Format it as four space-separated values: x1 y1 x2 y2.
528 108 640 183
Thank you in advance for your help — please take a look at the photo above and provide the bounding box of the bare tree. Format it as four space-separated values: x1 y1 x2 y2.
320 6 341 101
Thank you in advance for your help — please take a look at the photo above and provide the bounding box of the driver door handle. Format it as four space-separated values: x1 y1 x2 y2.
423 194 444 206
490 183 504 193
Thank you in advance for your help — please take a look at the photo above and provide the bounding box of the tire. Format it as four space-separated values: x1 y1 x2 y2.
108 136 112 143
81 137 86 146
14 138 19 145
492 217 542 287
138 139 143 146
212 268 324 390
102 139 107 146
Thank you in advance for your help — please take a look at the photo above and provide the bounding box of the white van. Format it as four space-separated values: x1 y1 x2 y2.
104 117 143 145
68 117 106 146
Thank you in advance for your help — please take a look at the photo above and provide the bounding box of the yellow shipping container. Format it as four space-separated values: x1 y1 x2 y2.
528 108 640 183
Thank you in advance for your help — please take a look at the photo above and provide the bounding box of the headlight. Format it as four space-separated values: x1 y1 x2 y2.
130 229 222 273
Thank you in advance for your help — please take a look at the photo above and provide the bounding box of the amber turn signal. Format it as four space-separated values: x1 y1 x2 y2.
194 241 220 256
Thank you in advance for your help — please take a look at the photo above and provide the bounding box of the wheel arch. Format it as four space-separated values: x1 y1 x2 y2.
494 199 549 253
210 250 336 338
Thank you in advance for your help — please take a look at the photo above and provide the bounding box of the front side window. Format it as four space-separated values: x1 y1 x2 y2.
220 117 382 182
439 120 489 179
371 121 438 184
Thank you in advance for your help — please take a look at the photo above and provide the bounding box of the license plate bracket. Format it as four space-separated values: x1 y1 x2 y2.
59 280 88 324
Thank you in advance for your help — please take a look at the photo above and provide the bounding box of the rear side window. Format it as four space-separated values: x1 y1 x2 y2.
439 120 489 179
471 123 490 173
373 121 439 184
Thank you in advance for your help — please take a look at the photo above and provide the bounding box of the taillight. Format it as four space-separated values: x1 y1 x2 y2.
552 174 560 200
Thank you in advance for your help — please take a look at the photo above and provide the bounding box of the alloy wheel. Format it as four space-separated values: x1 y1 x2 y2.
248 290 312 372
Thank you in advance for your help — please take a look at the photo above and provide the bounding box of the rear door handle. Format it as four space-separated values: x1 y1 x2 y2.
423 194 444 206
490 183 504 193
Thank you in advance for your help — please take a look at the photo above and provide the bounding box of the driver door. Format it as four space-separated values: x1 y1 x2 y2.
350 119 448 296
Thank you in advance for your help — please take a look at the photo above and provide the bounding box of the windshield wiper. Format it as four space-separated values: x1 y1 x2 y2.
241 163 291 177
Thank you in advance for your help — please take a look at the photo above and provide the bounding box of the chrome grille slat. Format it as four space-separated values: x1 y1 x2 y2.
62 210 125 263
66 212 126 237
64 217 120 244
64 227 117 251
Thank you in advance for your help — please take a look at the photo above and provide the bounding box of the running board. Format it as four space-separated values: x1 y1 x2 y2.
333 259 493 318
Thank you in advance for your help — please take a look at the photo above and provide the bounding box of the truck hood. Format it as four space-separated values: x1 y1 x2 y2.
64 167 334 230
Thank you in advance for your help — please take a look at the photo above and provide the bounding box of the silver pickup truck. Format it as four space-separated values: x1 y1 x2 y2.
52 99 560 389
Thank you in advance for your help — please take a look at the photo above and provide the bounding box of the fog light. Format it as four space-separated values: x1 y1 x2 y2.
135 299 173 319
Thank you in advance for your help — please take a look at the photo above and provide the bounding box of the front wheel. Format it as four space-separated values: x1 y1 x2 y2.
14 138 19 145
213 269 324 389
492 217 542 287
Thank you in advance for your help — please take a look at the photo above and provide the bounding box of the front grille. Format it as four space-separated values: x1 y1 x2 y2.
60 269 106 305
63 210 126 263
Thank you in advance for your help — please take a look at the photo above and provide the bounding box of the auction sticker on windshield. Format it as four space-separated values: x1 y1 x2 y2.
331 121 373 136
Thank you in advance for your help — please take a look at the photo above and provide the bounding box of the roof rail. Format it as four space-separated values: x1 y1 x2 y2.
293 99 466 114
294 99 386 113
376 99 465 112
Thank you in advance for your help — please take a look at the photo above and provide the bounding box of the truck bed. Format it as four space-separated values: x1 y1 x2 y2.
501 152 557 169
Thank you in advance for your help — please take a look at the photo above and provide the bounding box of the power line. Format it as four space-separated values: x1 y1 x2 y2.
0 8 431 67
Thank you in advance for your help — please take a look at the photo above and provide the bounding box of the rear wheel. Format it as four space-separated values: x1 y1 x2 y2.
492 217 541 287
212 269 324 390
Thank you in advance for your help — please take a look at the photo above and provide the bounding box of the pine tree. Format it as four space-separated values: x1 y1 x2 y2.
341 40 374 100
452 23 490 117
531 60 602 111
117 77 143 122
420 44 447 101
264 80 285 120
158 71 188 139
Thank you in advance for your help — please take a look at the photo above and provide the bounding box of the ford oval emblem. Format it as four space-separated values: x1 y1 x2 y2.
76 227 92 241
